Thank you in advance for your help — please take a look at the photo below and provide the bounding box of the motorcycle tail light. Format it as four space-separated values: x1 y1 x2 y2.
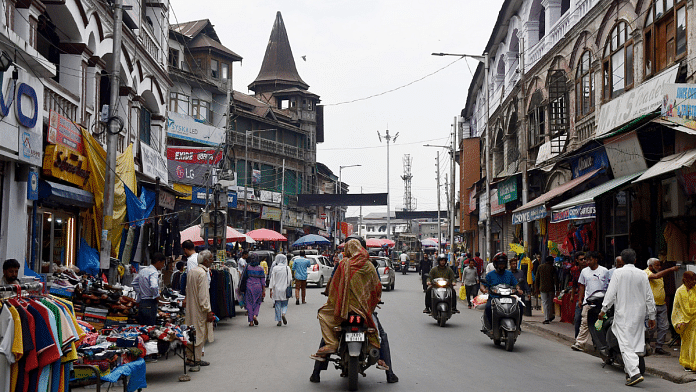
351 327 359 332
349 315 354 323
356 316 361 323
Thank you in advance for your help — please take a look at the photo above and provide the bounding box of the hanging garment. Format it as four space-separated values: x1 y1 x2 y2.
664 222 688 262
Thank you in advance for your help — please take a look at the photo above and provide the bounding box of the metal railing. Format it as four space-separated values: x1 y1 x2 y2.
44 82 78 123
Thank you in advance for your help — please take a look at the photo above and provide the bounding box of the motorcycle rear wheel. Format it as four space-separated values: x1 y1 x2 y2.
505 333 515 352
348 356 359 391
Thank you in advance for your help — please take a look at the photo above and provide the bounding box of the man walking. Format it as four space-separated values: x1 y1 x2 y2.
534 256 558 324
182 240 198 272
599 249 656 386
292 250 310 305
473 252 484 278
461 259 479 308
132 253 167 325
572 252 589 338
571 251 609 351
645 258 679 355
185 250 215 372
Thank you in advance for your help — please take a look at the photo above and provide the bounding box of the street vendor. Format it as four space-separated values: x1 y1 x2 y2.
132 252 167 325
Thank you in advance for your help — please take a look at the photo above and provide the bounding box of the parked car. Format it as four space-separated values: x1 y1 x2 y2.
291 255 333 288
371 257 395 291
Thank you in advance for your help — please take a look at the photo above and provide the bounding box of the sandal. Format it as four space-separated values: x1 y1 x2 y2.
313 345 337 357
376 360 390 371
253 316 259 325
309 354 327 361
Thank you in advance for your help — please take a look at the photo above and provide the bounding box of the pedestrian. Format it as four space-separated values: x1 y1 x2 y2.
672 271 696 372
534 256 559 324
269 254 292 326
645 257 679 355
473 252 484 278
171 261 185 291
185 250 215 371
237 250 249 275
420 254 432 292
509 257 529 295
260 255 269 276
243 253 266 326
292 250 311 305
571 251 609 352
598 248 656 386
607 255 625 283
182 240 198 273
131 253 167 325
571 252 588 338
461 259 479 308
1 259 20 299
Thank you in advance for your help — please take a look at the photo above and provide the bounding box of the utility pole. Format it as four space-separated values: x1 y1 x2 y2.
436 154 441 250
450 117 456 262
280 158 285 237
378 129 398 240
484 52 491 262
520 38 530 254
359 186 363 237
100 0 124 282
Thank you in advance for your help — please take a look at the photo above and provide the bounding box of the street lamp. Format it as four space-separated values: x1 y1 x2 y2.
432 52 490 261
378 129 398 240
335 164 361 248
243 129 275 232
424 139 456 263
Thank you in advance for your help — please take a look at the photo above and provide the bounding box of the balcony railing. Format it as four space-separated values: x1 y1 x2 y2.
140 26 162 65
43 80 79 123
233 132 307 160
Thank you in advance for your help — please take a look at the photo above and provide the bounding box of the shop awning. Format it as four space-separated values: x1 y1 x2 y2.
633 149 696 183
511 169 600 224
652 118 696 135
551 170 646 211
39 180 94 208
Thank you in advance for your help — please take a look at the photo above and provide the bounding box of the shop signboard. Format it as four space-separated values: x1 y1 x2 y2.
158 191 175 210
140 143 168 183
596 64 679 137
48 110 84 154
190 186 238 208
27 169 38 200
167 147 223 164
604 132 647 178
490 189 506 216
0 69 43 166
497 177 517 204
511 205 547 224
261 206 281 221
478 191 488 222
260 190 282 203
570 148 609 179
167 147 223 187
661 83 696 130
166 111 225 146
42 144 91 187
551 202 596 223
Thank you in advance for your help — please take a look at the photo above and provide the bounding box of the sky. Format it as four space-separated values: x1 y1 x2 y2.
169 0 504 218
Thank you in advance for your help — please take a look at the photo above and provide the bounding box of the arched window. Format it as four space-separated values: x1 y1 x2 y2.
539 7 546 40
575 51 594 117
548 71 569 137
493 127 505 176
528 91 545 147
602 21 633 100
644 0 687 77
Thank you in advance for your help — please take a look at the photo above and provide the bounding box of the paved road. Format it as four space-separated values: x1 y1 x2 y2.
124 273 694 391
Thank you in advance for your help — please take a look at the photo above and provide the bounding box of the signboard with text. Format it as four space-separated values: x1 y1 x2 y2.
166 111 225 146
604 132 647 178
497 177 518 204
512 205 547 224
570 148 609 179
42 144 91 187
0 69 44 166
551 202 596 223
140 143 168 183
48 110 84 154
167 147 223 187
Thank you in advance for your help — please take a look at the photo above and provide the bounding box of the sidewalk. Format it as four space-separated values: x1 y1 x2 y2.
521 310 696 384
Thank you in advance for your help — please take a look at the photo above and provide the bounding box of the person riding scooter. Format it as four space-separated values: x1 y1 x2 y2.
480 253 522 327
423 254 459 314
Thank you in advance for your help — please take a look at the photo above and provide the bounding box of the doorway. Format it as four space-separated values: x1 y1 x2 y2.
37 209 77 273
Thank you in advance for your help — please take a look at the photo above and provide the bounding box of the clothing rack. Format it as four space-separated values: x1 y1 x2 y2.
0 281 45 293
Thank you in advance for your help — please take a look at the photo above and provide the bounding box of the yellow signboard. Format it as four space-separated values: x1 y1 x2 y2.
43 144 91 187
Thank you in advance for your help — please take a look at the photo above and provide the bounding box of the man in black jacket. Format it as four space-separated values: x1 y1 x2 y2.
420 254 432 291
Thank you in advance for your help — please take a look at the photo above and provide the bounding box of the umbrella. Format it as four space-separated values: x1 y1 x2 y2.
293 234 331 247
365 238 383 248
379 239 395 248
180 225 245 246
421 239 438 247
509 243 525 255
246 228 287 242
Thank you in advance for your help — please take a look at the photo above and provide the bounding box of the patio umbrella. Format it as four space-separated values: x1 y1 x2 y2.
421 239 438 247
246 228 287 241
365 238 383 248
180 225 245 246
379 239 396 247
293 234 331 247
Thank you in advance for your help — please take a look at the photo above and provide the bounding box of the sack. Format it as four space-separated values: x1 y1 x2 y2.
239 267 248 294
459 285 467 301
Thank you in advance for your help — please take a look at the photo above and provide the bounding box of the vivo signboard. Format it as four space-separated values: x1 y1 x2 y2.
0 70 43 166
167 111 225 146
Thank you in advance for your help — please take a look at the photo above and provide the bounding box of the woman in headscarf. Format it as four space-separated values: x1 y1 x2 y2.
244 253 266 326
313 239 382 357
672 271 696 371
269 254 292 326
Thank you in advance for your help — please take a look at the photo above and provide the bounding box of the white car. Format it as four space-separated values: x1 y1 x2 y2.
371 257 395 291
292 255 334 288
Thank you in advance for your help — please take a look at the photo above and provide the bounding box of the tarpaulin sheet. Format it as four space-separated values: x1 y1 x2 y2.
125 186 156 226
77 237 100 276
81 128 137 265
101 358 146 392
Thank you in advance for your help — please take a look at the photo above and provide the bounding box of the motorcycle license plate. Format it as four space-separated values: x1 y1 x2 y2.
345 333 365 342
499 298 513 304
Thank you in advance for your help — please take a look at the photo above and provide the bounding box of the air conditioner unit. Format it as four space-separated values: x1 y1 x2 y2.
662 177 686 218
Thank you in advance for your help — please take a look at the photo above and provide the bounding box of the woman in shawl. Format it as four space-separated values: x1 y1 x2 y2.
244 253 266 326
673 271 696 371
269 254 292 326
314 239 382 357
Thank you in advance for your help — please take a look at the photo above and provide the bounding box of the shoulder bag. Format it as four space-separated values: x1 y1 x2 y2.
239 267 248 294
285 266 293 298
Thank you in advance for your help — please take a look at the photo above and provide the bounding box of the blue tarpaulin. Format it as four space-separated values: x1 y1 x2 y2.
76 238 100 276
101 358 147 391
125 185 156 227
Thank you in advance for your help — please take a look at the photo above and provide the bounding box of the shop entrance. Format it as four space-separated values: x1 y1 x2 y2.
37 209 77 273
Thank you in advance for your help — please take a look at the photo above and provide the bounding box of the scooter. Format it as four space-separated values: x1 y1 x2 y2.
586 291 646 375
429 278 455 327
323 312 380 391
480 284 522 351
401 260 408 274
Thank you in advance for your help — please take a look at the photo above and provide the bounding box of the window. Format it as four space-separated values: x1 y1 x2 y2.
644 0 686 77
602 22 634 100
168 48 179 68
539 7 545 40
528 91 545 147
168 92 189 115
29 17 38 49
191 99 210 122
5 0 15 32
548 71 569 137
140 107 151 146
211 59 219 79
221 63 229 80
575 51 594 117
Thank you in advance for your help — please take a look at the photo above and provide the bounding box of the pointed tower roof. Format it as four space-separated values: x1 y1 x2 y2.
249 12 308 92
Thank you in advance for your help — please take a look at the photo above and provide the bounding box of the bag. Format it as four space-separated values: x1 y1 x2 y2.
459 285 467 301
285 267 293 298
239 267 248 294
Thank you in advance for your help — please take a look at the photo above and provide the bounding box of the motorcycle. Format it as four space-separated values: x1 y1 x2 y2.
586 291 647 374
480 283 522 351
323 312 380 391
429 278 455 327
401 260 408 274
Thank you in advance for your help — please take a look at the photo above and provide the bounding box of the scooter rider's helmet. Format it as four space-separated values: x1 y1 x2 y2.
437 253 447 261
345 234 367 249
493 252 508 269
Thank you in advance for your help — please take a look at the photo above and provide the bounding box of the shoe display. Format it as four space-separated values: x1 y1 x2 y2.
625 374 644 386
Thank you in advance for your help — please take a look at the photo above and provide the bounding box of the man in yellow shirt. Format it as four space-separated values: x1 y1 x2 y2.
646 258 679 355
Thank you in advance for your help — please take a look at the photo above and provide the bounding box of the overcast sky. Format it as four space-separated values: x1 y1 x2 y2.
169 0 504 218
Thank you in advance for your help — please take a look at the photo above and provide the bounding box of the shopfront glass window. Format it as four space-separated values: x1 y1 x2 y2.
39 210 76 273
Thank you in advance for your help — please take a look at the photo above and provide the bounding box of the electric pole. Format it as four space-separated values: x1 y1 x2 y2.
378 129 398 240
436 154 441 250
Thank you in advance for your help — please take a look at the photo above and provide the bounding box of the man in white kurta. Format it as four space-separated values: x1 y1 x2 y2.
185 250 215 371
599 249 656 386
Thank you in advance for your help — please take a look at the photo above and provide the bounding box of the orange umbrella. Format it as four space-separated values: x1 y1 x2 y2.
180 225 245 246
246 228 287 241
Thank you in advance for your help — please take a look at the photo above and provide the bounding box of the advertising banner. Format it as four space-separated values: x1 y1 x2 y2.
190 186 238 208
140 143 168 183
604 132 647 178
260 190 282 203
490 189 506 216
551 202 596 223
468 186 476 213
497 177 518 204
167 147 223 164
42 144 91 187
167 147 223 187
570 148 609 179
261 206 281 221
48 110 84 154
511 205 547 224
0 69 44 166
166 111 225 146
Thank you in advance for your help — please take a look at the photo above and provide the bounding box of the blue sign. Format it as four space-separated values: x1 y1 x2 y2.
570 148 609 179
191 186 238 208
27 170 38 200
511 205 547 224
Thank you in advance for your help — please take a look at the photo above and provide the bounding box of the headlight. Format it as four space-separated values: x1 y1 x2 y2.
435 279 448 287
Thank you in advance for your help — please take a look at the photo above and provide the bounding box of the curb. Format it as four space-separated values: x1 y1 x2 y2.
522 320 696 384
